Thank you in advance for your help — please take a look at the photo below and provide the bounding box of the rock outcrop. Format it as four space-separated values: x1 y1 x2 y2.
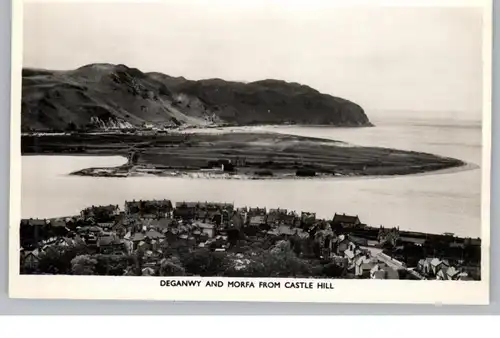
21 63 371 132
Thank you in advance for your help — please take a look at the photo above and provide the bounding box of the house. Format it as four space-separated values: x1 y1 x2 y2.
344 248 356 264
248 207 266 217
98 235 124 254
267 208 288 223
436 269 447 280
332 213 361 228
195 222 216 238
54 237 76 247
149 239 160 251
355 255 377 278
125 200 142 214
121 214 140 227
418 258 433 275
335 235 350 255
149 218 173 232
97 222 115 229
50 219 66 228
111 222 127 238
370 264 384 279
207 202 234 213
277 225 295 236
131 232 146 244
23 250 41 270
125 199 173 217
174 202 197 219
248 215 267 227
26 218 49 227
430 258 450 276
445 266 460 280
145 229 165 241
81 204 120 221
137 240 149 250
267 225 295 237
150 199 174 217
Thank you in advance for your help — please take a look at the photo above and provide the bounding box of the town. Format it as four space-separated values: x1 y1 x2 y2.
19 200 481 281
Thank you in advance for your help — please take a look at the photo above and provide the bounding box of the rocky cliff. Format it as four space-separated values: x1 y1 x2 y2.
21 63 371 132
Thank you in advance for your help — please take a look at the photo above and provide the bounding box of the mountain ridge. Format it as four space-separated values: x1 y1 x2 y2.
21 63 372 132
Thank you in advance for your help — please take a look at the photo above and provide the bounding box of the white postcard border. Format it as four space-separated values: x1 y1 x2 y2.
9 0 492 305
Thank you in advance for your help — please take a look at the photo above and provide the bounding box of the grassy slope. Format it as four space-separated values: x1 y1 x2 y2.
21 63 371 132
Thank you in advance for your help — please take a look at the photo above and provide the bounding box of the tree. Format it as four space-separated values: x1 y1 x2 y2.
159 257 186 276
225 240 315 278
94 254 133 276
37 244 89 275
321 262 345 278
71 255 98 275
181 248 230 276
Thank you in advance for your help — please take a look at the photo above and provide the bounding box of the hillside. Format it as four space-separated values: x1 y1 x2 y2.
21 63 371 132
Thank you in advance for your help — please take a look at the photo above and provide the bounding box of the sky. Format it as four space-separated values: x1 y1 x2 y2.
22 0 486 120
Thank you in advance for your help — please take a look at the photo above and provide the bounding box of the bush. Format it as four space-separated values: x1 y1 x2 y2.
160 257 186 276
71 255 98 275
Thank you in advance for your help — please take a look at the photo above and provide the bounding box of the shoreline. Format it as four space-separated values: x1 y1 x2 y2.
20 121 375 136
67 160 476 181
21 129 467 181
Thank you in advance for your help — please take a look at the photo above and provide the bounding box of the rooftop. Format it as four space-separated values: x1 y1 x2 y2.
333 213 360 224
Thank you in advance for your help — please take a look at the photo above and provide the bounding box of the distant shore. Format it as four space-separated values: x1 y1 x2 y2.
22 129 467 180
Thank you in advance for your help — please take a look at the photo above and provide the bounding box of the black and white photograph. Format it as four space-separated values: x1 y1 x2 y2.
9 0 491 304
